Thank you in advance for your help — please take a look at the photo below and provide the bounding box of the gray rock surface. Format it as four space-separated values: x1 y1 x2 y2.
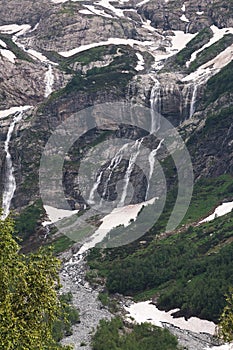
60 254 112 349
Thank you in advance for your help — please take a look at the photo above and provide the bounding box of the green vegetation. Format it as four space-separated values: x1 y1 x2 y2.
189 34 233 72
167 27 213 69
0 34 34 63
219 289 233 341
182 175 233 224
203 61 233 105
45 44 137 106
52 293 80 343
51 235 75 255
87 203 233 323
0 214 73 349
92 317 181 350
14 199 45 241
98 292 118 312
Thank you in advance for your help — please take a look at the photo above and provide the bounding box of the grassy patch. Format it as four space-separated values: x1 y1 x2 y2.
182 174 233 224
50 235 75 255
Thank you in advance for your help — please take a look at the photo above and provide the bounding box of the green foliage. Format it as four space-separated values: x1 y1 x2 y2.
203 61 233 105
219 289 233 341
14 200 45 241
88 209 233 323
189 34 233 72
0 34 34 63
50 235 75 255
182 175 233 224
52 293 80 342
92 318 181 350
0 215 72 350
45 45 137 106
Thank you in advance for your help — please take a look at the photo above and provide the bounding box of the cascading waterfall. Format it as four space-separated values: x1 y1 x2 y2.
146 138 164 200
189 83 198 118
101 144 128 202
150 78 161 133
1 111 24 219
119 139 143 206
89 78 163 207
183 83 198 118
44 64 54 97
146 79 163 198
88 144 128 205
88 170 105 205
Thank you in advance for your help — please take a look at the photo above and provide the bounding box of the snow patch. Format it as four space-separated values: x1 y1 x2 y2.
183 43 233 83
83 4 113 18
44 64 54 97
78 198 155 254
79 9 93 15
0 39 7 48
0 106 31 119
125 301 217 335
187 25 233 66
94 0 125 17
0 24 31 36
200 201 233 223
136 0 151 6
59 37 154 57
180 14 190 23
27 49 49 62
205 344 233 350
141 19 156 32
135 52 144 71
0 49 16 63
43 205 79 226
181 4 186 12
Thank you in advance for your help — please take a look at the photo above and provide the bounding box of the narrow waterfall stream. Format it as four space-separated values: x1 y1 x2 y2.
119 138 143 206
189 83 198 118
146 78 163 198
2 111 24 219
150 78 161 133
44 64 54 97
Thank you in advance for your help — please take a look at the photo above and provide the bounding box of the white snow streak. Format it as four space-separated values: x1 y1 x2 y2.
200 201 233 223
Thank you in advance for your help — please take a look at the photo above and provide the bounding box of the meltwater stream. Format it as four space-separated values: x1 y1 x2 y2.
2 110 27 219
44 64 54 97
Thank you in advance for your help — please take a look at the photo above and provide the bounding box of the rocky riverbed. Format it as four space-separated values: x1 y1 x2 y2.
59 251 112 350
59 247 226 350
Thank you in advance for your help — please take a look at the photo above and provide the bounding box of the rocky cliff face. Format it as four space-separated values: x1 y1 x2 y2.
0 0 232 236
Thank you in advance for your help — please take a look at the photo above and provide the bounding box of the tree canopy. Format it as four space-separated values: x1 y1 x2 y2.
0 215 72 350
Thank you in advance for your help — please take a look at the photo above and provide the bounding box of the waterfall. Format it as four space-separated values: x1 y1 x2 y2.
88 170 104 205
183 83 198 118
185 22 191 34
145 79 163 198
1 111 24 219
150 79 161 133
146 139 164 200
44 64 54 97
101 144 128 202
189 83 198 118
119 139 143 206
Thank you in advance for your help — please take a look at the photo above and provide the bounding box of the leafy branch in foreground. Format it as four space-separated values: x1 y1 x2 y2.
218 289 233 342
0 214 72 350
